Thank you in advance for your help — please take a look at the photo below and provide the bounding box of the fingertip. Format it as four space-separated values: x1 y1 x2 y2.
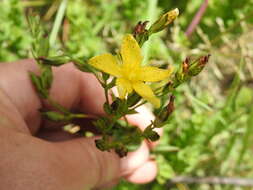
54 137 121 189
120 142 149 176
125 160 157 184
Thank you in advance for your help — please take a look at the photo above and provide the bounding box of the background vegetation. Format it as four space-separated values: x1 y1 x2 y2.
1 0 253 189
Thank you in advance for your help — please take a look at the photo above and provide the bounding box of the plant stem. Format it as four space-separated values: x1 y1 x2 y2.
48 97 69 114
132 101 147 110
43 0 61 21
185 0 209 37
167 176 253 187
49 0 68 46
104 87 109 105
142 0 158 65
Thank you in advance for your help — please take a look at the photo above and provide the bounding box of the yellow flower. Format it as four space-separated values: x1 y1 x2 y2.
88 34 172 108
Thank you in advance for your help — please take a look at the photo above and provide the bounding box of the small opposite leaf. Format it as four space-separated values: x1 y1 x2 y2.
41 66 53 90
29 72 48 98
39 55 70 66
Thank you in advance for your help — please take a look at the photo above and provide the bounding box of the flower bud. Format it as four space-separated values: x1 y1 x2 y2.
115 145 128 157
149 8 179 34
182 57 191 74
189 54 210 76
154 95 175 127
133 21 149 37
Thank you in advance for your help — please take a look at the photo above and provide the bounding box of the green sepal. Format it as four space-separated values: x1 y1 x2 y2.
41 66 53 91
29 72 48 98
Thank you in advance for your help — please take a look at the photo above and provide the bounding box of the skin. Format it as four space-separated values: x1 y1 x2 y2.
0 59 162 190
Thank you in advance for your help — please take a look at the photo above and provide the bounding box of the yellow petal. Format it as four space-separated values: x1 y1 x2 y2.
132 82 160 108
121 34 142 67
137 66 173 82
88 53 122 77
116 78 133 99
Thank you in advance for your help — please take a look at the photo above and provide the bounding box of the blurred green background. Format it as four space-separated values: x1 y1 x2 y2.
1 0 253 189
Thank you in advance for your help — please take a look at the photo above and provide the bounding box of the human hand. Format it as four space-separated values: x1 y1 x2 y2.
0 59 161 189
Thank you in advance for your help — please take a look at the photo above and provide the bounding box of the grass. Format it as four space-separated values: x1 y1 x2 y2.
1 0 253 189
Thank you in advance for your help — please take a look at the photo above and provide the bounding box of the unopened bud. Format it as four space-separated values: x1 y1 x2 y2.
189 54 210 76
133 21 149 37
154 95 175 127
183 57 190 73
149 8 179 34
115 145 128 157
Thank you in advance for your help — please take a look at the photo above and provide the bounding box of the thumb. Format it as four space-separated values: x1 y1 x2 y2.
54 137 120 189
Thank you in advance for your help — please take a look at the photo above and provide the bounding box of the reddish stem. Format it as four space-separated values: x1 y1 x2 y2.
185 0 209 37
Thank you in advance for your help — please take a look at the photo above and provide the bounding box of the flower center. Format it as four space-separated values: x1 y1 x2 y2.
122 64 140 82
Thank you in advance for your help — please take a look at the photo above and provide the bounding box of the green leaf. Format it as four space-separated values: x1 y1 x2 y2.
102 72 110 81
38 36 49 57
41 66 53 90
39 55 70 66
73 60 95 73
29 72 48 98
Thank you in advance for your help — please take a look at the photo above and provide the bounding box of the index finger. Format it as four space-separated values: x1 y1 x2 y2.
0 59 105 134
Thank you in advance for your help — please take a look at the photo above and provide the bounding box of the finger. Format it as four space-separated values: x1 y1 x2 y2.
0 59 105 134
0 126 120 190
54 137 120 189
120 142 149 176
125 160 157 184
0 59 42 134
